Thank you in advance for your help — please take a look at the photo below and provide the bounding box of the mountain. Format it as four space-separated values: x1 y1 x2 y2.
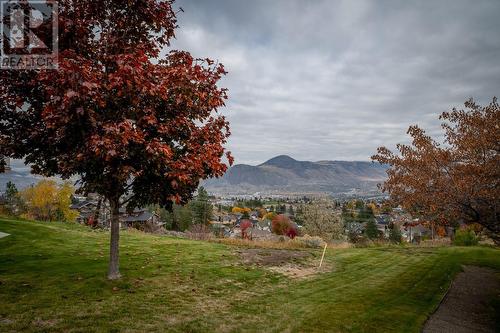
203 155 388 196
1 155 387 196
0 170 47 192
0 159 64 192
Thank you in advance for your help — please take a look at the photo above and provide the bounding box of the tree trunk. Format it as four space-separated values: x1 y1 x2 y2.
94 197 102 228
108 197 121 280
172 211 180 231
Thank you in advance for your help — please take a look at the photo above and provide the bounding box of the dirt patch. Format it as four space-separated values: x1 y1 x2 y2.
237 248 312 266
236 248 332 278
423 265 499 333
267 264 332 279
32 318 58 328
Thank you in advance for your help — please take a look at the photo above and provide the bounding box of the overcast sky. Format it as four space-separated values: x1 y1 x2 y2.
167 0 500 165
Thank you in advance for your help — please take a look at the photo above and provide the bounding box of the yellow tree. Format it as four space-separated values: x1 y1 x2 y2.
263 212 277 221
56 182 79 222
366 203 379 215
20 180 78 221
231 207 244 214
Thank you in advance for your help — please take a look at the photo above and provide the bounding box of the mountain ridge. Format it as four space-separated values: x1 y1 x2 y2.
203 155 388 195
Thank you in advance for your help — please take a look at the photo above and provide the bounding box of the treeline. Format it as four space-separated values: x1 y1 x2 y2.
154 187 212 231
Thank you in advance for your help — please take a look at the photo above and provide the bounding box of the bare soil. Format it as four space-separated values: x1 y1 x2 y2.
236 248 332 278
423 265 499 333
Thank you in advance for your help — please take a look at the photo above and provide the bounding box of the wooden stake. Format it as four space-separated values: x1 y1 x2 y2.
319 243 327 268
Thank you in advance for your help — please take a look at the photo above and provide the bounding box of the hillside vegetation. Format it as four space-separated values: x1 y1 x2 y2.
0 218 499 332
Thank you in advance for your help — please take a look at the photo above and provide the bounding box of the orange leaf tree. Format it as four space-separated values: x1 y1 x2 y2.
372 98 499 243
0 0 232 279
271 214 296 237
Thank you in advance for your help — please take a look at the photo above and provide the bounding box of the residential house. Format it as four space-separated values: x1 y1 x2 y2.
247 228 278 241
345 222 365 235
375 215 391 237
120 209 163 230
256 219 271 231
249 211 260 219
70 200 100 225
403 222 431 243
70 197 163 231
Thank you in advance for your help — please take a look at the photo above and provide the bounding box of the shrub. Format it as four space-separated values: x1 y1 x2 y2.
130 220 165 234
285 227 297 239
292 235 326 248
187 224 214 241
348 230 363 244
271 214 297 238
453 228 479 246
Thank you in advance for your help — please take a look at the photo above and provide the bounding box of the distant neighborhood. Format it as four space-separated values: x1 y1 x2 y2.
0 167 448 247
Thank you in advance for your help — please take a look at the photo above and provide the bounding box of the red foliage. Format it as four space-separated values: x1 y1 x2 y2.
0 0 232 205
240 219 253 240
271 214 297 238
286 227 298 239
0 1 232 278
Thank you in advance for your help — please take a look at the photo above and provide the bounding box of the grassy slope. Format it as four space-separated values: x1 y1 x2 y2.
0 218 498 333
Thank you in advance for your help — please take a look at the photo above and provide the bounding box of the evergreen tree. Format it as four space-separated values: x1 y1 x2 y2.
355 200 364 210
191 187 212 225
4 181 19 215
364 218 379 239
5 181 18 201
158 203 193 231
358 205 375 222
389 224 402 243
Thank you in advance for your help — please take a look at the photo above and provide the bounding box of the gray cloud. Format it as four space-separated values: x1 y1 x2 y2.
169 0 500 165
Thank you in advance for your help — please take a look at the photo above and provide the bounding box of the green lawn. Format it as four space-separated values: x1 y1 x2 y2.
0 218 499 332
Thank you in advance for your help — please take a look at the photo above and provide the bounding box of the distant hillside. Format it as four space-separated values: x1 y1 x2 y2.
0 170 46 192
0 159 63 192
203 155 388 195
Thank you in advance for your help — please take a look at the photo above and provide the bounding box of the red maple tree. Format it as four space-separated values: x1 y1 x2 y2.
0 0 232 279
240 219 253 240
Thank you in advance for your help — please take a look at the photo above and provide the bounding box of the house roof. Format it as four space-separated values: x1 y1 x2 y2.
346 222 365 232
119 207 144 214
375 216 390 225
122 211 154 223
70 201 95 210
258 219 270 227
407 224 430 234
